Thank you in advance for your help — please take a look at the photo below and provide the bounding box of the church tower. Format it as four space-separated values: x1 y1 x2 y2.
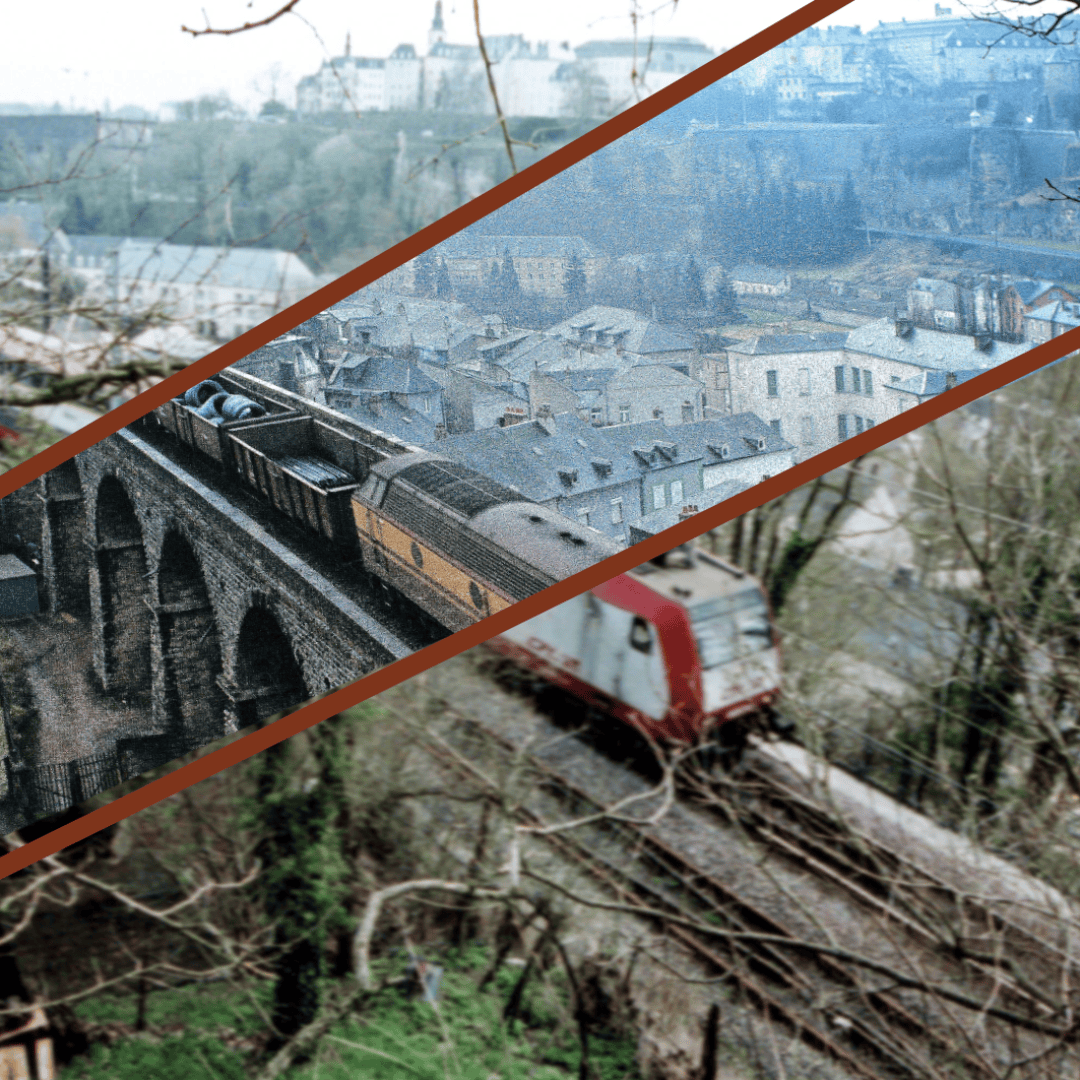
428 1 446 51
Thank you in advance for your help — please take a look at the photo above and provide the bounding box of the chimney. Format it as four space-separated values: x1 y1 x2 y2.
434 422 447 440
678 505 699 522
535 404 556 435
894 317 914 339
277 358 298 393
945 371 957 390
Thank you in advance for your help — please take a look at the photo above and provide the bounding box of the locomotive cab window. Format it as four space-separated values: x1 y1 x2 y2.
629 616 653 654
690 587 772 669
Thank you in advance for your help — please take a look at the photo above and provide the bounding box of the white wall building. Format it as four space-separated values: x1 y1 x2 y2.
294 6 712 119
82 239 317 341
728 319 1031 462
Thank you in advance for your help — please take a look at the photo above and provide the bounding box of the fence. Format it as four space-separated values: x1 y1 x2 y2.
0 730 197 829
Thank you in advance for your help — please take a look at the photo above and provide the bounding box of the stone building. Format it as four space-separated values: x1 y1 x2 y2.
728 320 1030 460
425 234 600 298
528 364 706 427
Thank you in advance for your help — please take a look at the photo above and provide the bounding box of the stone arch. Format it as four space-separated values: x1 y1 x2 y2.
44 458 90 617
95 475 151 697
157 530 225 746
232 604 308 727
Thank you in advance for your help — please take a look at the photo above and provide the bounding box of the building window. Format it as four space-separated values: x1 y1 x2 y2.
799 367 811 395
866 418 875 429
653 484 667 510
852 367 861 393
424 397 432 413
611 499 624 525
837 414 848 440
854 415 864 434
863 370 873 395
681 402 695 422
835 365 846 393
766 369 779 397
800 415 814 445
770 418 782 439
619 405 630 423
653 407 664 421
671 480 684 505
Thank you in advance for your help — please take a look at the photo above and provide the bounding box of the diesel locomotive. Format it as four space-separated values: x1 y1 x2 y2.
150 369 618 632
488 545 781 752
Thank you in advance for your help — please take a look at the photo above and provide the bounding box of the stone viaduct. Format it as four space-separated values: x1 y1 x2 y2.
0 418 416 765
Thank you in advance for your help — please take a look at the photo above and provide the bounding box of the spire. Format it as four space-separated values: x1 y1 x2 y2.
428 1 446 49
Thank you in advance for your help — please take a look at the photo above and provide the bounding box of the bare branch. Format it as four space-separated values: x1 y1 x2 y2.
181 0 303 38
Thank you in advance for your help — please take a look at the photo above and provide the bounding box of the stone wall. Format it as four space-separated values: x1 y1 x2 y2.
11 419 411 761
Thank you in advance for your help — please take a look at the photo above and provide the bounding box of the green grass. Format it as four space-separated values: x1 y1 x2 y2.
62 1031 247 1080
71 981 269 1035
61 946 641 1080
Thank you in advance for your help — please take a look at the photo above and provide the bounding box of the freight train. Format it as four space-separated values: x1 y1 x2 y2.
488 544 781 759
149 370 618 632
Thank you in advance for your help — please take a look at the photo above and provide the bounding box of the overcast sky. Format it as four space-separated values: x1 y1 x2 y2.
2 1 986 116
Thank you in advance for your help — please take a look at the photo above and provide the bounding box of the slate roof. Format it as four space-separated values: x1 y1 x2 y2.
114 239 315 292
1008 279 1066 306
728 332 849 355
329 355 442 395
476 329 534 354
436 234 594 260
885 369 986 400
500 335 579 376
608 364 703 390
1025 300 1080 330
545 305 696 355
550 369 617 392
328 294 519 358
337 396 440 445
844 318 1029 370
0 554 35 582
434 411 790 504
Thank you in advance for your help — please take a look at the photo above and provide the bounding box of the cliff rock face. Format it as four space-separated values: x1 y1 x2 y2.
969 128 1022 207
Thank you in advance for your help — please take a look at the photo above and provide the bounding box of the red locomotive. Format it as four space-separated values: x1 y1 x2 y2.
489 545 781 754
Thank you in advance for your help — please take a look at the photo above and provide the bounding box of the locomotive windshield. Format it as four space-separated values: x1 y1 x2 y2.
688 587 772 669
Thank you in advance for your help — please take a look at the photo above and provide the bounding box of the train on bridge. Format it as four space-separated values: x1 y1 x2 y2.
489 545 781 760
151 371 618 632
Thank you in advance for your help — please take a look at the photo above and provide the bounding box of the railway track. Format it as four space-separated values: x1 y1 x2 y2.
416 691 1030 1080
696 740 1080 1028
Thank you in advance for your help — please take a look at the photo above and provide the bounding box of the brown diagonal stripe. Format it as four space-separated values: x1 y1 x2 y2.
0 0 857 502
2 325 1077 878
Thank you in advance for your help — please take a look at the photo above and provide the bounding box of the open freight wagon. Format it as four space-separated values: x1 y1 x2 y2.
154 375 391 548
